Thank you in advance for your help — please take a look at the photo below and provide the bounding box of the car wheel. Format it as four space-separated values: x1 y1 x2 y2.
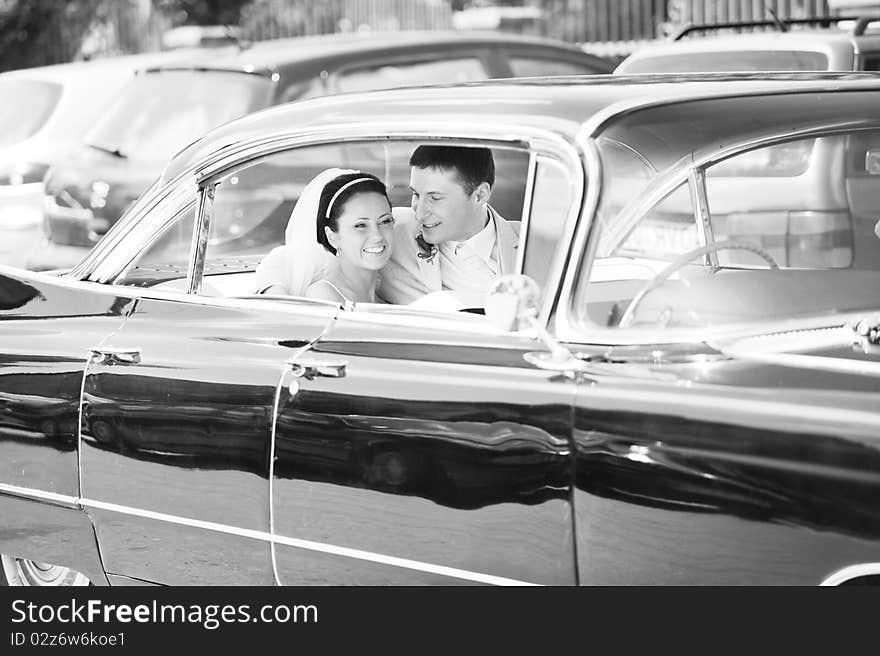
0 554 90 586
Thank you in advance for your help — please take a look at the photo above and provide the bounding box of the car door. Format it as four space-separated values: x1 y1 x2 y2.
0 271 134 583
77 183 337 585
272 312 577 585
566 117 880 585
266 137 584 586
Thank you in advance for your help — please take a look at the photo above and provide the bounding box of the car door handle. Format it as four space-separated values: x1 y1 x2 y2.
88 346 142 365
287 355 347 379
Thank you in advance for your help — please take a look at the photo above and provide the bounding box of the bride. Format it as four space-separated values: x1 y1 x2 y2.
255 168 395 306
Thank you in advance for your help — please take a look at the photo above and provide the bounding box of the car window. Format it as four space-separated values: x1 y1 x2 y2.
521 156 575 297
863 55 880 71
335 58 488 93
508 56 604 77
191 140 529 301
85 71 273 163
620 50 829 73
614 183 698 259
115 203 196 288
577 126 880 331
704 135 852 269
0 78 62 147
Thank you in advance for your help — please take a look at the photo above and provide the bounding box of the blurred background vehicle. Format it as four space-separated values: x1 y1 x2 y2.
616 14 880 73
31 30 611 271
0 50 218 268
160 24 242 49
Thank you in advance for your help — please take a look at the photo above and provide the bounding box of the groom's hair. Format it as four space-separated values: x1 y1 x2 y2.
409 145 495 196
317 172 388 255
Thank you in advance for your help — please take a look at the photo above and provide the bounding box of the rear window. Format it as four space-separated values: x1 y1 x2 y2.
0 79 62 147
85 70 272 163
508 56 605 77
336 58 488 93
621 50 829 73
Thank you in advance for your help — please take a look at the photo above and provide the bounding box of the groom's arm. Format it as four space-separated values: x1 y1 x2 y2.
378 208 428 304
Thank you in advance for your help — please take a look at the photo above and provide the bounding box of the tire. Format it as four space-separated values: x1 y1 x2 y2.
1 554 90 586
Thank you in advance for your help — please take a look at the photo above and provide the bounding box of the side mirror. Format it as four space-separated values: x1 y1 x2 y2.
485 274 541 332
487 274 584 372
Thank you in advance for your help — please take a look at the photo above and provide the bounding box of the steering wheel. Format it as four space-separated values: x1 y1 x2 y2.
617 239 780 329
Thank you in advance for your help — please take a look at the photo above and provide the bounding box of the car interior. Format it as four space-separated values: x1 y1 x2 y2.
114 140 545 311
580 128 880 331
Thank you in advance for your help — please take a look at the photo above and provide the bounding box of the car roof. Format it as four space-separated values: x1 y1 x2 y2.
162 71 880 182
0 48 222 83
145 30 601 75
617 23 880 72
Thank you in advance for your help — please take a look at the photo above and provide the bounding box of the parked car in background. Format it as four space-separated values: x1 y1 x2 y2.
2 72 880 586
0 51 218 269
616 15 880 73
30 30 612 271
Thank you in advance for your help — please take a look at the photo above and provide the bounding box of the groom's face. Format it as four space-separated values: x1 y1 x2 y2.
409 165 483 244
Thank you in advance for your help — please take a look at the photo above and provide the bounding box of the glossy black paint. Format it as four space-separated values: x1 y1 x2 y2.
571 360 880 584
0 271 135 580
0 273 133 496
272 316 576 585
79 294 334 585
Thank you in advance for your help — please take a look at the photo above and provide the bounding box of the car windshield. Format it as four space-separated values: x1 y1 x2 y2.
85 70 272 162
0 78 62 147
576 90 880 333
620 50 829 73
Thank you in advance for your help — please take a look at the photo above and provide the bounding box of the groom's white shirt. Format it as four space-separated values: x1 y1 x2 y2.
378 205 519 306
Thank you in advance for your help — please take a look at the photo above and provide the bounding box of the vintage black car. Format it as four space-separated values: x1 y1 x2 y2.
2 72 880 586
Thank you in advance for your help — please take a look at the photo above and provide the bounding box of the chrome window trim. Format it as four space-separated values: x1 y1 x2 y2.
690 166 716 266
554 120 880 346
88 182 198 284
534 153 585 328
515 151 538 275
192 121 572 185
554 132 601 342
820 563 880 586
187 184 214 295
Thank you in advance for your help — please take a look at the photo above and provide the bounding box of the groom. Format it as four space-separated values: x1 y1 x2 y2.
378 145 519 307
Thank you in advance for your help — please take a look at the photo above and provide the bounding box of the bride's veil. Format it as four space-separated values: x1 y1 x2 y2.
255 167 359 296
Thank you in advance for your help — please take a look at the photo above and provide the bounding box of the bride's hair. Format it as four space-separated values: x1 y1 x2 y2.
316 172 389 255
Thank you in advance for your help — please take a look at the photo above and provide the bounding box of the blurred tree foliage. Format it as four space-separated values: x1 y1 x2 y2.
0 0 101 72
0 0 254 72
154 0 251 26
239 0 340 40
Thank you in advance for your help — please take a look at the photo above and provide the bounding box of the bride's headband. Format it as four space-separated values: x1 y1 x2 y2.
325 176 374 219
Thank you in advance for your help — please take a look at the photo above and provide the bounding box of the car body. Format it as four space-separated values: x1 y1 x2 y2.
616 15 880 74
2 72 880 586
31 30 612 272
0 51 217 269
